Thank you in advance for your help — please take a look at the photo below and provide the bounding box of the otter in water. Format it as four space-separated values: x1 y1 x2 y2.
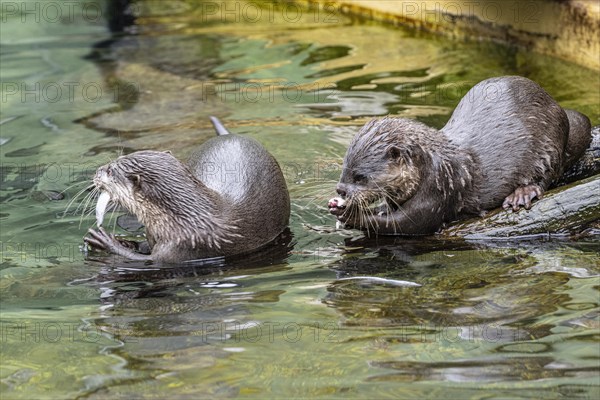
85 117 290 263
328 76 592 235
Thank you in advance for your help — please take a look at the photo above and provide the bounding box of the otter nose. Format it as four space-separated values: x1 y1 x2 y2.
336 183 347 198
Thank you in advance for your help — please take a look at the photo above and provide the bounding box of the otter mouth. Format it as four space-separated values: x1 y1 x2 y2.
95 191 111 227
328 196 393 216
328 196 347 216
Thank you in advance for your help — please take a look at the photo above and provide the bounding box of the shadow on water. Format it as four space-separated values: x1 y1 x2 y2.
82 227 295 298
324 235 599 329
319 236 599 388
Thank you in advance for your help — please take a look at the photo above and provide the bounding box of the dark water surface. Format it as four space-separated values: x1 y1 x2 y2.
1 1 599 398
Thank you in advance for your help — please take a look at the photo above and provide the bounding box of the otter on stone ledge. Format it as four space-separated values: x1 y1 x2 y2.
328 76 592 235
85 117 290 263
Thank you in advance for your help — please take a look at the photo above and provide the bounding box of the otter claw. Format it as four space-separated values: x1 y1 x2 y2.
84 233 103 248
502 185 543 212
85 227 118 252
84 228 151 261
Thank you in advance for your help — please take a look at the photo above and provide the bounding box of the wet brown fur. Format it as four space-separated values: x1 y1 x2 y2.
90 132 290 263
334 76 592 235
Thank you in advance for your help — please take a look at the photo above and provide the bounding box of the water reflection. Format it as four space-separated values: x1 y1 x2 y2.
1 0 599 398
369 356 598 382
327 239 597 325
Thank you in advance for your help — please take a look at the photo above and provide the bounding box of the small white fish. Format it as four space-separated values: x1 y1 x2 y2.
337 276 421 287
96 191 111 227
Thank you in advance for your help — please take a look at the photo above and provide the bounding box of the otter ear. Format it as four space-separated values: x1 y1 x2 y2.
386 146 409 161
129 174 142 187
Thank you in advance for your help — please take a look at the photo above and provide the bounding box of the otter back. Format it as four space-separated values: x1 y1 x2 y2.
442 76 569 209
188 134 290 253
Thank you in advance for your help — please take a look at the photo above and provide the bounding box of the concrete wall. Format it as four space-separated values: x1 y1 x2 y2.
299 0 600 70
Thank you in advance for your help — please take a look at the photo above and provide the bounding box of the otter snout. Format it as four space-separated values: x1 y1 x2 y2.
329 183 352 216
336 183 351 198
93 165 109 187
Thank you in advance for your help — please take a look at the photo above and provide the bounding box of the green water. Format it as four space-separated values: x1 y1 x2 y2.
1 0 599 398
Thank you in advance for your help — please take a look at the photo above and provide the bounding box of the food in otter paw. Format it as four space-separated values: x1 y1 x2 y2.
95 191 111 227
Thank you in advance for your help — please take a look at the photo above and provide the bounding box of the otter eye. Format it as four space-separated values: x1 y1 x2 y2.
353 173 367 183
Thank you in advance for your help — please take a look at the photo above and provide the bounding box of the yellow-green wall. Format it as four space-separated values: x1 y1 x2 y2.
299 0 600 70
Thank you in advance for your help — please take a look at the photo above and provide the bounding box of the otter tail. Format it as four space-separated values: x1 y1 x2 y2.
210 116 231 136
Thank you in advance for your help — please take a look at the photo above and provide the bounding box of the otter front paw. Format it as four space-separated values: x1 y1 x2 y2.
85 227 133 256
502 185 543 211
85 228 151 261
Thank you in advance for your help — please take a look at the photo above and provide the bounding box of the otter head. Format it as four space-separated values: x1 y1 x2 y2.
93 150 197 227
333 118 426 217
92 149 238 252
